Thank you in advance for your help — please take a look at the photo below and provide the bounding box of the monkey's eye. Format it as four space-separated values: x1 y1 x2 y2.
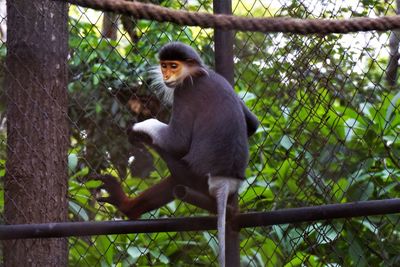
171 63 178 69
161 63 167 68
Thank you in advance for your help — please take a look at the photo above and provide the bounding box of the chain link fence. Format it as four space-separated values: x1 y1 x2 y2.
2 0 400 266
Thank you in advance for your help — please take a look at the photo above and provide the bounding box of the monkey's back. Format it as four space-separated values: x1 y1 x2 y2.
175 70 249 180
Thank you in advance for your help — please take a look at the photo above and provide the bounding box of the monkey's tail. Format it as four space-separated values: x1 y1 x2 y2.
214 181 229 267
209 176 241 267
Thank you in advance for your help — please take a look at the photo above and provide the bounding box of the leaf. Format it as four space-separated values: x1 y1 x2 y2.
241 186 274 203
70 167 89 180
238 91 257 102
315 224 340 244
96 235 114 266
149 250 169 264
260 238 280 266
332 178 349 202
69 201 89 221
68 153 78 173
95 102 102 114
347 230 367 267
111 100 119 115
286 228 305 251
359 102 374 119
283 252 307 267
92 75 100 86
127 246 147 261
84 179 102 189
344 118 360 142
357 219 378 234
280 135 295 150
347 182 374 201
203 232 218 256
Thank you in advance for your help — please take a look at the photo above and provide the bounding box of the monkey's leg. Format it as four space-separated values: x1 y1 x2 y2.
128 126 207 192
94 174 177 219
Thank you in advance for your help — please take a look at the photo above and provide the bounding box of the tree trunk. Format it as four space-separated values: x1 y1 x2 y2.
102 12 119 40
4 0 69 266
121 15 140 43
387 0 400 87
387 30 400 87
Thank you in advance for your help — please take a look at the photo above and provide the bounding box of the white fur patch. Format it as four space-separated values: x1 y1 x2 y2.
148 66 174 105
132 119 167 145
208 175 240 267
208 176 242 197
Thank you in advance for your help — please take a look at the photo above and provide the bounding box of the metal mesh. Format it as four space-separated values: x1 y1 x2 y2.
67 1 220 265
0 0 7 217
2 0 400 266
235 1 400 266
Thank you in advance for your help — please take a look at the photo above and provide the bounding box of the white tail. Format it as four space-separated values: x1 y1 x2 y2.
208 176 241 267
214 181 229 267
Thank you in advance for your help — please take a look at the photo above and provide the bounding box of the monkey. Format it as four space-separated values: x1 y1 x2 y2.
95 42 259 267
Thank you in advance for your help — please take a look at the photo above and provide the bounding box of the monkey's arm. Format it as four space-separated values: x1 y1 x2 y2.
132 117 192 158
241 101 259 137
94 174 177 219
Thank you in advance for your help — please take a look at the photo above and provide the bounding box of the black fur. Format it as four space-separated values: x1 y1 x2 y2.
159 42 203 65
173 70 250 180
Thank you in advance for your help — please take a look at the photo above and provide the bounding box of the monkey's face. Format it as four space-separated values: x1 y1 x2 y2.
160 60 186 88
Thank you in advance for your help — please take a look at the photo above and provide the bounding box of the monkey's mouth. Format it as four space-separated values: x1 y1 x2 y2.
164 81 177 88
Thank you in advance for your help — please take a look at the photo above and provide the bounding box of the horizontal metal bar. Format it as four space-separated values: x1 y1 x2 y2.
236 198 400 228
173 185 234 216
0 217 218 240
1 198 399 240
174 185 218 214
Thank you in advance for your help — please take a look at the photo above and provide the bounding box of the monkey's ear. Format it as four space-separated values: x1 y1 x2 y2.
185 58 198 65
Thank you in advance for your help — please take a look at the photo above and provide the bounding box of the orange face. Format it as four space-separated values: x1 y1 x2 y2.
160 60 184 87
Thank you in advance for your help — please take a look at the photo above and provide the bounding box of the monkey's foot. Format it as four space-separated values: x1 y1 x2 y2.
91 174 142 219
91 174 127 207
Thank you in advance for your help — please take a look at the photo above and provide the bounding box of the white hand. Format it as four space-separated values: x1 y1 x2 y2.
132 119 167 146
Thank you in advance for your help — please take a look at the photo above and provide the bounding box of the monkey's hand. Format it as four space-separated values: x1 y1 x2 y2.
128 119 167 147
127 125 153 145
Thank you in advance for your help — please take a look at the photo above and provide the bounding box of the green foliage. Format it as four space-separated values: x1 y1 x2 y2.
67 0 400 264
233 1 400 266
1 0 400 266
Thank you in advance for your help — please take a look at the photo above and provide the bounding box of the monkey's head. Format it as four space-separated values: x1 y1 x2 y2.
158 42 207 88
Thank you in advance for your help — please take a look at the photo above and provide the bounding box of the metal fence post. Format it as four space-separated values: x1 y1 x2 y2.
213 1 240 266
214 0 235 86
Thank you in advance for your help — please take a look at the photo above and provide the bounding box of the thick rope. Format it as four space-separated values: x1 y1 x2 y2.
63 0 400 34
